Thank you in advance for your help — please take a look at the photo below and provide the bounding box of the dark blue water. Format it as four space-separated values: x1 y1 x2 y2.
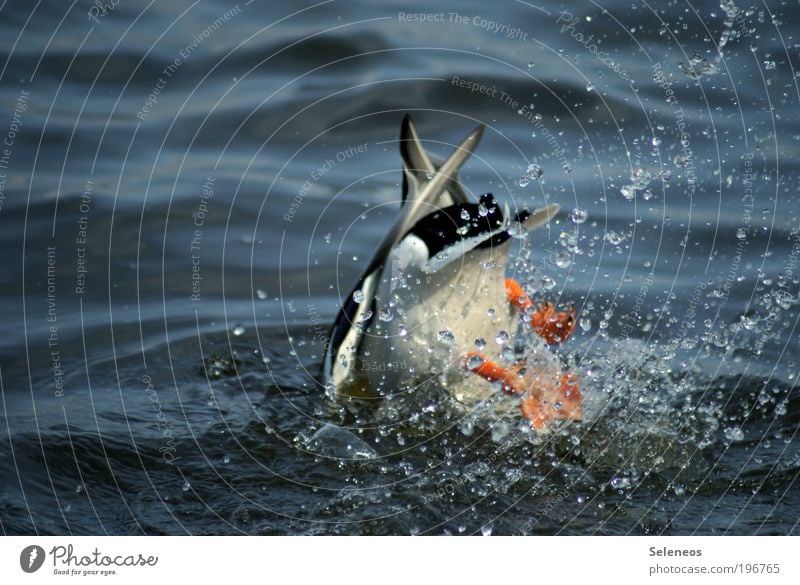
1 0 799 535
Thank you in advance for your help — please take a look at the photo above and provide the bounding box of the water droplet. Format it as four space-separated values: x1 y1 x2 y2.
673 154 689 168
764 60 776 70
438 330 455 345
605 231 626 245
555 252 572 268
736 228 747 240
425 170 434 180
586 82 595 92
460 209 471 220
378 307 394 322
495 330 510 345
526 163 543 180
620 184 635 200
466 354 485 369
232 324 246 336
352 289 365 303
474 338 486 350
724 426 745 442
398 324 408 337
579 317 591 332
223 455 231 464
256 289 267 300
478 204 489 217
481 524 493 536
182 481 191 492
610 476 631 489
518 175 530 187
570 208 588 224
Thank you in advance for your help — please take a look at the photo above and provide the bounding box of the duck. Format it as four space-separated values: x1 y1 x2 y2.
323 115 579 429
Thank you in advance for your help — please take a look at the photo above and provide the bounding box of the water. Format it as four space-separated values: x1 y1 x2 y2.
1 0 799 535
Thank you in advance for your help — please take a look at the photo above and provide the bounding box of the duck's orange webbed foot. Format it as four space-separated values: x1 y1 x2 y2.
520 371 583 429
504 278 576 344
463 352 523 395
464 353 583 430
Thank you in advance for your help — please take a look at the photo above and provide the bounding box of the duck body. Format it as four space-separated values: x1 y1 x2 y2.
323 115 578 428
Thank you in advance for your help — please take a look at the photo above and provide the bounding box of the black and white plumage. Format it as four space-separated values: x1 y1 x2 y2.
323 115 559 404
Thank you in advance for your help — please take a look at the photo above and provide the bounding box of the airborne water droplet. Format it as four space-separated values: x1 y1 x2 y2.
438 330 455 345
556 252 572 268
256 289 267 300
353 289 365 303
620 185 635 200
570 208 588 224
232 324 246 336
495 330 510 345
466 354 485 369
460 209 471 220
526 163 543 180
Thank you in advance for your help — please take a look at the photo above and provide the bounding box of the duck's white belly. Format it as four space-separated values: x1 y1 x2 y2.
359 246 518 403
